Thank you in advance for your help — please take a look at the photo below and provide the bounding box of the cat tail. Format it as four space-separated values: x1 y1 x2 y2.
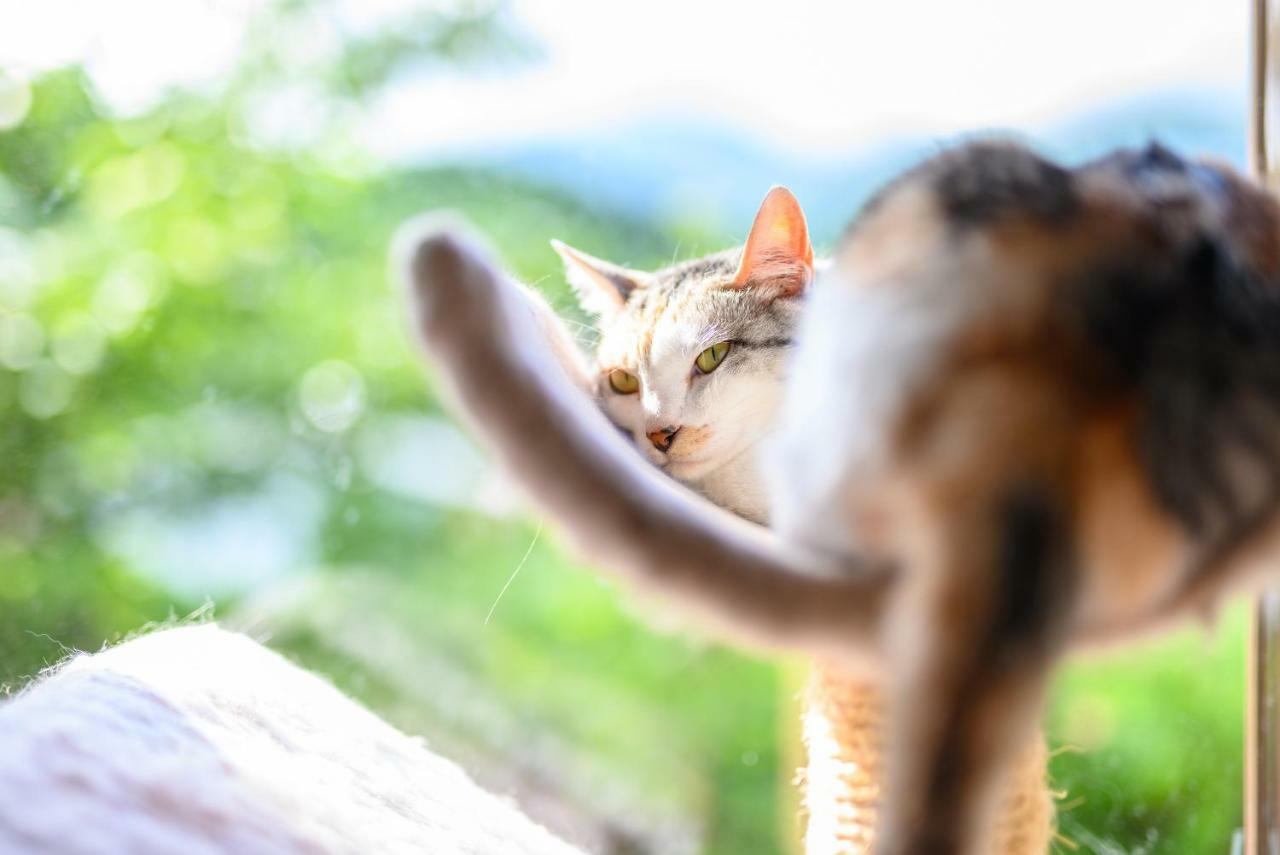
395 218 891 667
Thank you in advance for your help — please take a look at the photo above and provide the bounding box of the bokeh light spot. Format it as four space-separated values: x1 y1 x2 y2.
299 359 365 433
0 228 38 309
0 71 32 131
0 312 45 370
93 253 166 334
51 313 108 375
19 359 74 419
165 216 226 284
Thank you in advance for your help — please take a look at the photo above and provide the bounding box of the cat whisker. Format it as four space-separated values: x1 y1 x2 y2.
560 316 601 335
483 523 544 626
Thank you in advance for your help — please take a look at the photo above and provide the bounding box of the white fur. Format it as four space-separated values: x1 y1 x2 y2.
768 241 998 556
0 625 582 855
597 301 795 524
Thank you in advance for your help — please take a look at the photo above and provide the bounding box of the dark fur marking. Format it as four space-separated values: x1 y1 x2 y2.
1094 142 1226 201
844 141 1080 246
931 141 1079 229
655 252 739 293
737 336 794 350
1130 141 1187 174
1089 143 1233 218
1073 230 1280 535
914 486 1072 850
988 488 1074 652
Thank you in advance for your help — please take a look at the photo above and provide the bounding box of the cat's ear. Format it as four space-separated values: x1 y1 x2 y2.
551 240 649 317
729 186 813 298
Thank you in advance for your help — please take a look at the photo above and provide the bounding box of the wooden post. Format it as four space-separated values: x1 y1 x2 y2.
1249 3 1280 853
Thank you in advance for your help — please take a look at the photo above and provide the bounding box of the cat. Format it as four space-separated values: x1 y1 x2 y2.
551 188 1052 855
401 139 1280 855
550 186 810 524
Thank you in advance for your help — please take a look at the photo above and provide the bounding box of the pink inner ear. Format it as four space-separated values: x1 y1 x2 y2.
731 187 814 295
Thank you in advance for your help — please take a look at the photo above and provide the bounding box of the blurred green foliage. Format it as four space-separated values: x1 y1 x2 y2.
0 4 1248 853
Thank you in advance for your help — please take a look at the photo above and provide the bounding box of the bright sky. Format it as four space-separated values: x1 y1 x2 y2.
0 0 1248 156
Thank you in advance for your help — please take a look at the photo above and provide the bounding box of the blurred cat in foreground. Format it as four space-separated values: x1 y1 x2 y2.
403 140 1280 855
550 187 1051 853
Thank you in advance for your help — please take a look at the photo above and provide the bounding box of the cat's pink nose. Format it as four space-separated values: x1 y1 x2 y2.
646 426 681 453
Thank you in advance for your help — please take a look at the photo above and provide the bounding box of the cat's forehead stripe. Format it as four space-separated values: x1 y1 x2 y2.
625 271 709 363
631 287 671 363
654 251 740 291
595 247 795 369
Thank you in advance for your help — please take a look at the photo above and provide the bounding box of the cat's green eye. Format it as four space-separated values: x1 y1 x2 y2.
694 341 732 375
608 368 639 394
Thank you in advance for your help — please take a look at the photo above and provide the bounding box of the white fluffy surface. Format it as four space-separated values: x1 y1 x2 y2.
0 625 583 855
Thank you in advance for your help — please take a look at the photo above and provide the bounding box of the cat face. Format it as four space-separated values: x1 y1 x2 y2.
555 188 812 515
590 251 796 483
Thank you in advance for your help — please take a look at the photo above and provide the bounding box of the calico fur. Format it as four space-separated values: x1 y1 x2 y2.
404 139 1280 855
560 186 1054 855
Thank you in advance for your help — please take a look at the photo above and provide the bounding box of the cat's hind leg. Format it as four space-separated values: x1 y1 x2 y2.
868 361 1076 855
875 483 1071 855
